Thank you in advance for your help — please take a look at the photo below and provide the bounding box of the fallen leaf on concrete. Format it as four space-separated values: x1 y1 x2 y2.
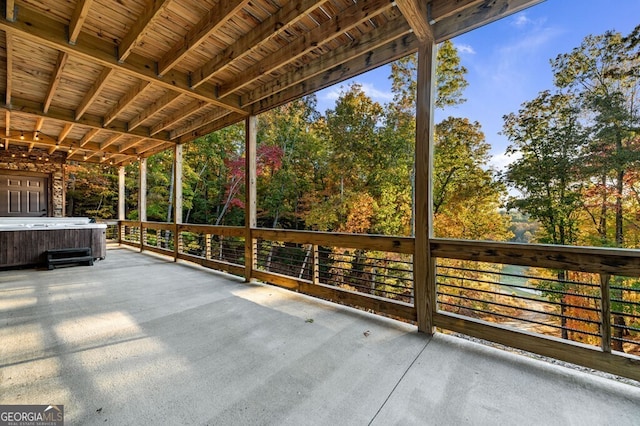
363 330 371 337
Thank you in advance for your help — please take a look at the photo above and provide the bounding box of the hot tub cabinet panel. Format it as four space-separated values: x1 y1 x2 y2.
0 218 106 268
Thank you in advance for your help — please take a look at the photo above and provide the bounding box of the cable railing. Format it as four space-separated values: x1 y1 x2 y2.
117 223 640 381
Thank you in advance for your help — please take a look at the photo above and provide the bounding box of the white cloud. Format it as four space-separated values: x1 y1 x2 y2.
455 43 476 55
511 13 531 28
490 150 521 172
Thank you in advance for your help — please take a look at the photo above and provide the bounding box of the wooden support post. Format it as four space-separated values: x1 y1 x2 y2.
205 234 212 260
313 244 320 285
118 166 125 221
139 157 147 222
139 221 145 252
414 40 437 334
138 158 147 253
600 273 612 353
173 143 183 261
244 116 257 282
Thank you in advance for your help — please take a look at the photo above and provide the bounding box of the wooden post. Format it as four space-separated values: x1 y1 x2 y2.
244 116 257 282
139 157 146 252
118 166 125 220
313 244 320 285
600 273 612 353
414 40 437 334
173 143 183 261
205 234 212 260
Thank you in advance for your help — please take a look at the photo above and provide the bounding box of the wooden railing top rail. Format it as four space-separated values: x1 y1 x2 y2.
143 221 174 231
431 238 640 276
253 228 414 254
178 223 245 237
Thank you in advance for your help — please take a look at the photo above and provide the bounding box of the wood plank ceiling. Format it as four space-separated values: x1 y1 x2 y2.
0 0 542 165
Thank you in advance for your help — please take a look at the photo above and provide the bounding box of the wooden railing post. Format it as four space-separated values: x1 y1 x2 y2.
139 221 144 252
244 116 257 282
414 40 437 334
600 273 612 353
205 234 212 260
312 244 320 285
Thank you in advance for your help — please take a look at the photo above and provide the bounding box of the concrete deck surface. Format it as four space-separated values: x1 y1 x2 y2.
1 247 639 425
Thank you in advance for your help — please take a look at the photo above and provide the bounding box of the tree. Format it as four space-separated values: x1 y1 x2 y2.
551 26 640 349
503 90 586 339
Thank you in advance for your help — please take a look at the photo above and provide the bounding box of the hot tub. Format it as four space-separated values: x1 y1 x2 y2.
0 217 106 268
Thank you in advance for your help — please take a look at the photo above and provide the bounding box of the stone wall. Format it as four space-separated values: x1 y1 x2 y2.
0 148 67 217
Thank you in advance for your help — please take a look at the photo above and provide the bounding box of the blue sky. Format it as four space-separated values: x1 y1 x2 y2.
315 0 640 170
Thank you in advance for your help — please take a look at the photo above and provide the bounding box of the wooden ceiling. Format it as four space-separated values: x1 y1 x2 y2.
0 0 542 165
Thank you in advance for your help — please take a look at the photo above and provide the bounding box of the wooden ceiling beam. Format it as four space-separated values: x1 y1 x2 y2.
58 123 74 143
191 0 321 88
429 0 484 24
169 108 232 139
242 15 411 107
395 0 433 43
100 133 125 150
5 0 15 21
127 91 183 131
149 99 207 136
69 0 94 45
43 52 69 114
34 117 45 131
1 129 142 158
135 139 166 155
218 0 394 98
139 142 175 158
1 96 172 143
103 80 151 126
118 137 146 153
157 0 250 76
6 33 12 105
0 8 246 114
118 0 171 63
79 128 101 147
248 33 419 117
175 112 245 144
5 111 9 136
75 67 114 121
433 0 545 42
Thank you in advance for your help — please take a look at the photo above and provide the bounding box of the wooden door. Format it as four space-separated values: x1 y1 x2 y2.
0 174 49 216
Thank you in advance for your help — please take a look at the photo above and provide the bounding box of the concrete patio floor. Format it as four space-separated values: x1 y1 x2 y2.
2 246 639 425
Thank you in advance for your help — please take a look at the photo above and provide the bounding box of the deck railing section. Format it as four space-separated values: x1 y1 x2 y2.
117 222 640 381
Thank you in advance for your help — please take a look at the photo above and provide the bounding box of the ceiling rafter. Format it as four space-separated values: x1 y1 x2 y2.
218 0 394 98
429 0 485 24
76 67 114 121
127 91 183 131
103 80 152 127
135 139 166 155
5 32 12 106
432 0 545 42
242 14 411 107
149 99 207 136
175 112 245 144
170 108 232 140
100 133 125 150
69 0 94 45
1 96 172 143
190 0 321 89
5 0 15 21
79 128 101 147
0 8 246 114
43 51 69 114
58 123 74 143
157 0 250 76
118 0 171 63
247 33 419 120
5 111 9 137
395 0 433 43
118 137 146 153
